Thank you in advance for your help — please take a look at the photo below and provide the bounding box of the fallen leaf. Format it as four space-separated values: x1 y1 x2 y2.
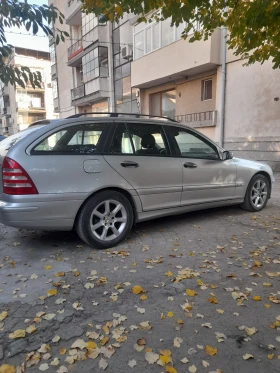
55 272 65 277
140 294 147 301
44 266 52 270
165 271 173 277
73 271 80 277
137 338 146 346
202 360 209 367
9 329 26 339
188 365 197 373
137 307 145 314
100 337 109 346
173 337 183 348
72 301 83 311
26 325 37 334
245 327 258 336
43 314 56 321
207 296 218 304
71 339 87 349
145 352 159 364
30 274 38 279
39 363 49 371
132 285 144 294
186 289 197 297
243 353 254 360
50 358 59 366
99 358 108 370
57 367 68 373
52 335 60 343
87 341 97 350
160 355 172 365
205 345 217 356
253 296 261 301
0 311 8 321
167 312 174 318
38 344 50 353
166 367 177 373
181 357 189 363
128 359 137 368
0 365 15 373
59 348 67 355
84 283 95 289
216 309 224 314
47 289 57 297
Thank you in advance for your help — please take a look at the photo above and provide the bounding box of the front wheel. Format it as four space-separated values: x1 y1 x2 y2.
76 191 133 249
241 174 270 212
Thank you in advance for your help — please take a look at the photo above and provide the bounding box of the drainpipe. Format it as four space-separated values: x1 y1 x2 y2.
108 22 115 112
219 26 227 148
70 26 77 115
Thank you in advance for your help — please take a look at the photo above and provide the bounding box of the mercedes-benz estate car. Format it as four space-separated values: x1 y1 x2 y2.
0 113 274 249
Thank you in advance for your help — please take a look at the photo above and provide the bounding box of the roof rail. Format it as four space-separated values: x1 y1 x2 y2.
66 112 178 123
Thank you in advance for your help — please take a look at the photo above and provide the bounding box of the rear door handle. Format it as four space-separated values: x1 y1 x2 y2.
184 162 197 168
121 161 139 168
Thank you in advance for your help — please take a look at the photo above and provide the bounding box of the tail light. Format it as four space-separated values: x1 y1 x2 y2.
2 157 38 195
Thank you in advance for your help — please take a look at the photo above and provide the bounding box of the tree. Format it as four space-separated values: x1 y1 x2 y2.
81 0 280 69
0 0 69 88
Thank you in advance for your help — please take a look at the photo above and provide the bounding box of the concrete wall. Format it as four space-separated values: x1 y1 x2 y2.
224 59 280 171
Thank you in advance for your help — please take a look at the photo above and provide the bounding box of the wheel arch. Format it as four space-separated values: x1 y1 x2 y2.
74 187 138 228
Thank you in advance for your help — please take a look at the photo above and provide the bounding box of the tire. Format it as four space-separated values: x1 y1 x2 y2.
76 190 134 249
241 174 270 212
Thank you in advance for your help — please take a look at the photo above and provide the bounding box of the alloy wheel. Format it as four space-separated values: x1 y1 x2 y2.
90 199 127 241
251 179 268 208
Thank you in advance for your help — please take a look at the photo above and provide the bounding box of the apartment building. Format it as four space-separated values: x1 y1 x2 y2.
0 47 57 136
51 1 280 170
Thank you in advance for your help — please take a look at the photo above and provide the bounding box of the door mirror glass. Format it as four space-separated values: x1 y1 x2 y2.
222 150 233 160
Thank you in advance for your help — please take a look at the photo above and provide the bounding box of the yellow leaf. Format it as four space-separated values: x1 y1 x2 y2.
55 272 65 277
216 309 224 314
0 365 16 373
9 329 26 339
0 311 8 321
132 285 144 294
207 296 218 304
166 366 177 373
196 279 204 286
210 284 218 289
267 354 274 360
165 271 173 277
74 271 80 277
44 265 52 270
26 324 37 334
177 319 184 324
167 312 174 318
132 262 136 266
160 355 172 365
243 353 254 360
59 348 67 355
160 350 171 356
205 345 217 356
186 289 197 297
263 282 272 287
265 304 271 308
47 289 57 297
140 294 147 301
254 260 262 267
87 341 97 350
253 296 261 301
100 337 109 346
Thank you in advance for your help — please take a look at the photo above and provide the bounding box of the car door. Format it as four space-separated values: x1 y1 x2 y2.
103 122 183 211
165 125 237 206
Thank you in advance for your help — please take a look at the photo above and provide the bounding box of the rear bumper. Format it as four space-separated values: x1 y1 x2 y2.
0 197 83 230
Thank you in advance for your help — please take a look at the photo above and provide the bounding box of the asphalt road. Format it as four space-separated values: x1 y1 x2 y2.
0 176 279 373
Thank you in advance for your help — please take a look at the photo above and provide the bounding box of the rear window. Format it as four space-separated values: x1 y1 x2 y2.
31 123 106 155
0 126 43 154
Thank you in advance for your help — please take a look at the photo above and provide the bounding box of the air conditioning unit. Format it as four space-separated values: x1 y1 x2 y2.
121 45 133 60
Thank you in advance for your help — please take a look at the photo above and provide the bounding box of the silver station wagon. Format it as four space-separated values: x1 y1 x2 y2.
0 113 274 249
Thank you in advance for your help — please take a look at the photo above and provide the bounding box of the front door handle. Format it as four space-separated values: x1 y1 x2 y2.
184 162 197 168
121 161 139 168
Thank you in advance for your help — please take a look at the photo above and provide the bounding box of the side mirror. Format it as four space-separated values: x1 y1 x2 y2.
222 150 233 161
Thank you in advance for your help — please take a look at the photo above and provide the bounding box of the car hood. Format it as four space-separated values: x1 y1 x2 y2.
233 157 274 178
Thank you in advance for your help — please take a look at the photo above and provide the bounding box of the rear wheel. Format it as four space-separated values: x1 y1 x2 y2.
76 191 133 249
241 174 270 212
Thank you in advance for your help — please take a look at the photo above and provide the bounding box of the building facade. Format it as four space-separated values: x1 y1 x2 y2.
51 1 280 170
0 47 57 136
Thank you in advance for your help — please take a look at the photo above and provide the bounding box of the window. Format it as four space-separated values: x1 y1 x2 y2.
166 127 218 159
82 13 100 36
150 90 176 118
110 123 169 156
52 79 58 99
162 18 174 47
50 44 56 66
82 47 108 83
134 31 144 59
201 79 212 101
32 123 105 154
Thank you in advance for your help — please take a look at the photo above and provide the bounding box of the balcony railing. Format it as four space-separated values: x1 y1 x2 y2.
71 84 85 101
175 111 217 128
68 38 83 60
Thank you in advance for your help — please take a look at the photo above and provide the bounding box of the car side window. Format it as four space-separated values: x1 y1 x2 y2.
166 126 219 159
32 123 105 155
110 123 134 154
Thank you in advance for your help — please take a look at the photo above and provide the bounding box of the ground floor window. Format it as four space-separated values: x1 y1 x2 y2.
150 90 176 118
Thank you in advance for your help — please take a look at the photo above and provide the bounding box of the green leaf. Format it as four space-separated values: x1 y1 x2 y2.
26 21 31 32
32 21 39 35
56 34 60 45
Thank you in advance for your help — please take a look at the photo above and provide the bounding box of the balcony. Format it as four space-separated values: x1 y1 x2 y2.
68 39 83 66
175 111 217 128
65 0 81 26
131 29 221 88
71 84 85 101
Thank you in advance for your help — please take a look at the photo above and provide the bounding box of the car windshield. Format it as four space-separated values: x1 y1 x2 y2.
0 126 44 153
